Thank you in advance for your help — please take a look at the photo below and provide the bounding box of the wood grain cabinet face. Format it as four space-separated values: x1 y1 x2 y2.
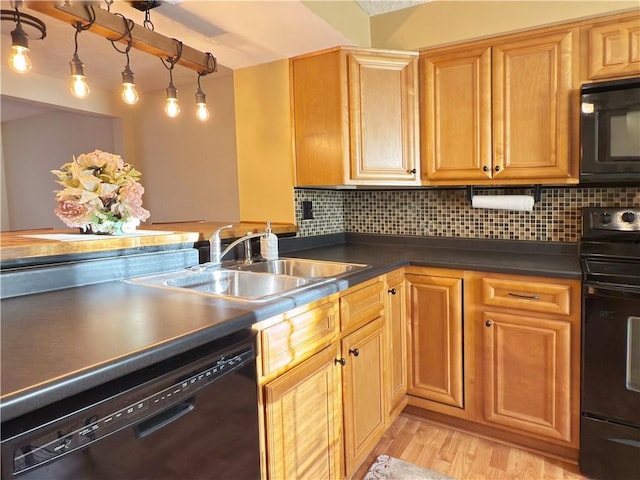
385 272 408 418
475 272 581 448
292 48 420 187
481 311 572 442
341 317 387 477
420 28 579 185
264 344 343 480
406 273 464 409
583 14 640 80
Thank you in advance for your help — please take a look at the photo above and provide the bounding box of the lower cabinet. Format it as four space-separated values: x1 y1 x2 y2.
405 268 469 417
263 343 343 479
481 311 572 442
405 268 581 459
258 275 392 480
385 270 408 419
341 316 386 476
476 273 580 449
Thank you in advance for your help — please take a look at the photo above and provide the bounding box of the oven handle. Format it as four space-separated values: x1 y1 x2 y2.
585 283 640 299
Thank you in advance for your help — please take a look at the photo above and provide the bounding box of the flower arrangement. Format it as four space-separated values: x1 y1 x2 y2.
52 150 150 234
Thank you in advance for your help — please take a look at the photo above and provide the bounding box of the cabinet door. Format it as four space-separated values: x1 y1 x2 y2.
492 29 578 180
482 311 572 442
264 344 342 480
347 52 420 185
583 15 640 80
406 274 464 408
386 272 408 418
420 45 492 182
341 317 387 477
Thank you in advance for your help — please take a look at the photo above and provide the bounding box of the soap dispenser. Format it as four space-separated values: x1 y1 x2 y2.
261 221 279 260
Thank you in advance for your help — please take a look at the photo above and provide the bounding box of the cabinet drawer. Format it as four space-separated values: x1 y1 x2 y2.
480 276 574 316
261 301 338 378
340 278 385 333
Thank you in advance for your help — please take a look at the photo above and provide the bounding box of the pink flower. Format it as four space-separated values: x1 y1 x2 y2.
116 182 150 222
54 198 94 228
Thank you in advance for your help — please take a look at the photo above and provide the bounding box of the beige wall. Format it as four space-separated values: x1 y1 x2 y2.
131 75 240 224
234 60 295 224
370 1 640 50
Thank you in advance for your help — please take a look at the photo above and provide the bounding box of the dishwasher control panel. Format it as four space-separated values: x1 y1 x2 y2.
9 347 254 476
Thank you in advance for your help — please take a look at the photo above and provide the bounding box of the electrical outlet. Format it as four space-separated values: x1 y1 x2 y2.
302 201 314 220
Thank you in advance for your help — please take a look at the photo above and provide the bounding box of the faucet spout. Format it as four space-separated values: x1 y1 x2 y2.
210 224 233 265
209 225 267 266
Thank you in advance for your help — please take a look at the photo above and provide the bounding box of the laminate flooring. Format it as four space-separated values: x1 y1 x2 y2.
354 412 589 480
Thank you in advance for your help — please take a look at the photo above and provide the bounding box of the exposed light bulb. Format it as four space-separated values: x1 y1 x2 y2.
165 84 180 118
195 89 210 121
9 24 32 74
121 65 139 105
9 45 31 74
70 74 90 99
196 102 210 121
122 83 139 105
69 53 89 99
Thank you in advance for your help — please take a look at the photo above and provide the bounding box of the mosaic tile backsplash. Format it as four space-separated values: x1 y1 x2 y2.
294 186 639 243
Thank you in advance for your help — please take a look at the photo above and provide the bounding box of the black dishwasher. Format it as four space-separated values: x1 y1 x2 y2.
1 329 261 480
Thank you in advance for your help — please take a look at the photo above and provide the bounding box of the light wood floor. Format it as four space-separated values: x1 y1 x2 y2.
353 412 590 480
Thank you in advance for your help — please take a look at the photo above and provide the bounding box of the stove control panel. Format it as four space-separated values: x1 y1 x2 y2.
584 207 640 233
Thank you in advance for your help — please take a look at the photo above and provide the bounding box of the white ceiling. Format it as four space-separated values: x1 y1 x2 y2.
1 0 428 94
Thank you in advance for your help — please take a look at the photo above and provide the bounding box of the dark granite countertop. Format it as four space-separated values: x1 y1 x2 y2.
0 235 581 422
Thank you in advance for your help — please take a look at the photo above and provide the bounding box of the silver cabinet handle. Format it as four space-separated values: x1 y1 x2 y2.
508 292 540 300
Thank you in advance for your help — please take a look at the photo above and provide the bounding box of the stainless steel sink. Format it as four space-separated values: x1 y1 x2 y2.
230 258 368 279
127 268 312 302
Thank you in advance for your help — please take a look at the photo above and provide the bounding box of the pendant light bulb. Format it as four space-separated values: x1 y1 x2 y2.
8 25 31 74
69 53 90 99
195 89 210 121
121 65 139 105
165 84 180 118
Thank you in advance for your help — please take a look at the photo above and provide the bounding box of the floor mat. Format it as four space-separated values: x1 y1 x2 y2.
363 454 455 480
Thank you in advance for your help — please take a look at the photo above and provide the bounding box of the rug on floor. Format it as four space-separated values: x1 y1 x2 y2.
363 454 455 480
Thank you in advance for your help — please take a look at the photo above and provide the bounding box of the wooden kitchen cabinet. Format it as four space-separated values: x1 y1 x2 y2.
420 26 579 185
405 268 467 416
581 12 640 81
340 316 386 477
338 277 387 478
263 343 343 480
475 273 581 448
292 47 420 186
385 270 408 420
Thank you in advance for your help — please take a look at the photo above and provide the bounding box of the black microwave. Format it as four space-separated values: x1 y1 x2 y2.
580 76 640 184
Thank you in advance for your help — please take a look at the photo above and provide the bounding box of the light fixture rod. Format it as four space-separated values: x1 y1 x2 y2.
26 1 215 74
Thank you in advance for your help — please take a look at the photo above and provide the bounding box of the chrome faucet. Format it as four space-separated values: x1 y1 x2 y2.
209 225 267 266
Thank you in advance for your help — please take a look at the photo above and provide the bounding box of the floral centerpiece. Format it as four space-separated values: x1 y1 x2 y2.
52 150 150 235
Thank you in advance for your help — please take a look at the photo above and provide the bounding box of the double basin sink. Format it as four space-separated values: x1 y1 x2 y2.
128 258 369 302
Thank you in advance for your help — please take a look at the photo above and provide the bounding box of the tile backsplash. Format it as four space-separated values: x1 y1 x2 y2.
294 186 639 243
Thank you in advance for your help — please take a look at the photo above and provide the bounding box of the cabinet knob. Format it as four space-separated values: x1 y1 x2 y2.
485 320 492 327
482 166 489 172
349 348 360 357
494 165 501 172
335 357 346 366
410 168 417 174
388 288 397 295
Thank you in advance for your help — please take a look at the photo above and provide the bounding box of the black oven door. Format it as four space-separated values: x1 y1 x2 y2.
582 284 640 424
580 77 640 183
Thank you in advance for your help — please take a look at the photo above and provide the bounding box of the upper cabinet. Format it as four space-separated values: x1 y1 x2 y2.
420 27 580 185
581 12 640 81
291 47 421 186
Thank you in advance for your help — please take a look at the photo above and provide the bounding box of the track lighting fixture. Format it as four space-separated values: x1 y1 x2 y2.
1 1 46 74
69 12 95 99
162 40 183 118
